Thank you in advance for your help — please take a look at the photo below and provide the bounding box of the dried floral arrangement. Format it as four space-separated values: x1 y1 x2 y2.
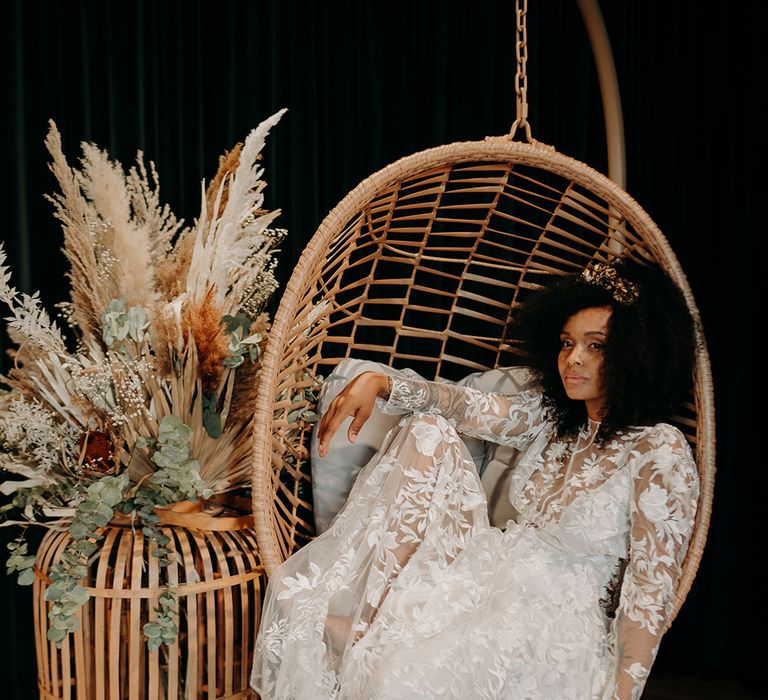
0 109 290 650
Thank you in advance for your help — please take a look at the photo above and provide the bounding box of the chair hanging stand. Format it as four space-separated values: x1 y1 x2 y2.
250 0 715 631
576 0 626 189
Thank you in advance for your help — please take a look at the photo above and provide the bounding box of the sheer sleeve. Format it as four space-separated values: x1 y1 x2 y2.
377 375 546 450
610 424 700 700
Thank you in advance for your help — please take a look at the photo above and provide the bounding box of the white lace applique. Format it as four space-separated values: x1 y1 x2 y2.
252 376 698 700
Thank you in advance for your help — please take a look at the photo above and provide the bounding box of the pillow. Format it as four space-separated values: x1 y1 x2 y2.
310 359 402 533
310 358 486 533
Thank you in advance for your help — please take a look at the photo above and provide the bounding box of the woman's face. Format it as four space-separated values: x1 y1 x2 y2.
558 306 611 420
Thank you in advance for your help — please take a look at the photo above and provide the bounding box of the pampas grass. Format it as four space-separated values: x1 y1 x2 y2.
44 123 109 344
186 108 286 313
205 143 243 220
183 286 229 392
127 156 185 261
76 140 157 311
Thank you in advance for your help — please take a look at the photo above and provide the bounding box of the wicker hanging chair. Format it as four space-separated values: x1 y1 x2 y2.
250 1 715 630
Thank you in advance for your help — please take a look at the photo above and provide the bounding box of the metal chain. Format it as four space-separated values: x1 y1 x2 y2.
509 0 533 142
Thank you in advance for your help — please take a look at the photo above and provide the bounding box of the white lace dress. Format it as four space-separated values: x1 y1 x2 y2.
251 376 699 700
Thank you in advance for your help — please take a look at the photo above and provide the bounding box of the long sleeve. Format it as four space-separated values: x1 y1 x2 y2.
610 424 700 700
378 375 546 450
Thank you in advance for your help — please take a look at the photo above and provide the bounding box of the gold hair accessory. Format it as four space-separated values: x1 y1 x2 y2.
580 263 639 305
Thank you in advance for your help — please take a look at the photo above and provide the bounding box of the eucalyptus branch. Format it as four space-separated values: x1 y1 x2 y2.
132 415 212 650
44 473 128 645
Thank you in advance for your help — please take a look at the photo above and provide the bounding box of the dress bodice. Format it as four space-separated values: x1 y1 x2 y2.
508 421 636 560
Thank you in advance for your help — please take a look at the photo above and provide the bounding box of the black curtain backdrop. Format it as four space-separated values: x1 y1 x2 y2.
0 1 763 697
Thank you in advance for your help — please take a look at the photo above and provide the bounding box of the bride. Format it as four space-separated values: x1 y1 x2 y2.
251 259 699 700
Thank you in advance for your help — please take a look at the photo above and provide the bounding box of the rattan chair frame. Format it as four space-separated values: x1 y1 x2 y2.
251 137 715 628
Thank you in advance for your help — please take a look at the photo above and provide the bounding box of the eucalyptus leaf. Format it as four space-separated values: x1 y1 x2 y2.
90 514 110 529
101 299 148 346
222 355 244 369
96 502 114 522
287 408 306 423
227 336 245 355
17 567 35 586
44 581 67 601
100 484 124 506
203 407 222 438
157 415 190 444
125 306 149 342
68 564 88 581
59 602 81 617
47 626 68 643
152 451 179 469
222 313 251 335
52 614 76 630
143 622 162 638
76 500 97 515
77 541 98 557
60 550 81 567
67 586 89 606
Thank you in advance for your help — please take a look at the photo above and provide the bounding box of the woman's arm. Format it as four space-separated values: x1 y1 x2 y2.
610 424 699 700
317 371 544 457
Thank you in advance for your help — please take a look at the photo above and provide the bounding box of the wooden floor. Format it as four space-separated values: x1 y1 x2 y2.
643 675 762 699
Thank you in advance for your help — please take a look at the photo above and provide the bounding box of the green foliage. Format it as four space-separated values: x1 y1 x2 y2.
202 392 222 439
221 313 251 336
286 377 321 425
131 415 212 649
44 473 129 644
6 535 36 586
202 312 263 438
143 590 179 651
223 314 263 369
146 416 213 503
101 298 149 347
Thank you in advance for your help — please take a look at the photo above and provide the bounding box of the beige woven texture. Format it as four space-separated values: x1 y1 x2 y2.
250 138 715 631
34 505 263 699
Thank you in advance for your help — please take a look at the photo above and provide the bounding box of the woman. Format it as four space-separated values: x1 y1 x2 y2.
251 259 700 700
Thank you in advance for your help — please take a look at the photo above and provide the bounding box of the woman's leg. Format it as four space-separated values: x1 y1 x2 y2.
252 411 488 699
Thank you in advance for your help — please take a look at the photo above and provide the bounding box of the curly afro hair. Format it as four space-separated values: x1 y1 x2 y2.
510 258 698 443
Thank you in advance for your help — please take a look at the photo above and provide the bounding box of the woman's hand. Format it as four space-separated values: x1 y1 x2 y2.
317 371 390 457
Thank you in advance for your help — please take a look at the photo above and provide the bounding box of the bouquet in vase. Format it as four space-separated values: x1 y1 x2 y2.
0 108 291 649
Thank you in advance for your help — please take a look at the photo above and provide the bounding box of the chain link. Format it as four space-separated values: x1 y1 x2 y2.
509 0 533 142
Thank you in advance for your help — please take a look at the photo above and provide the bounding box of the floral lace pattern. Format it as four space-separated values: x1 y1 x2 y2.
252 376 698 700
